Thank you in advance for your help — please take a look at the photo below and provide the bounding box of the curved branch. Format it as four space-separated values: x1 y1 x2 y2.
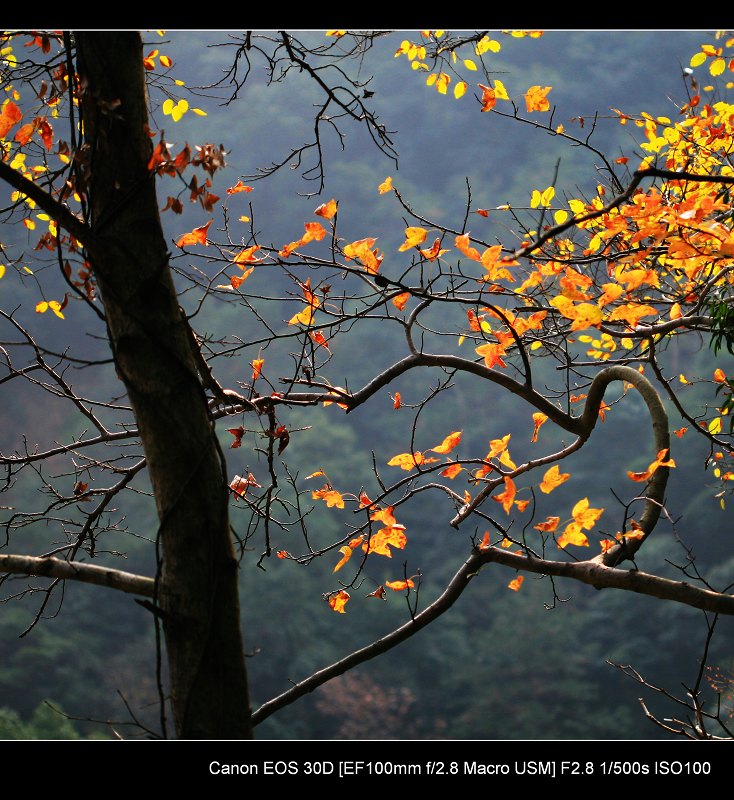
252 550 483 727
0 554 154 597
253 534 734 727
582 365 669 565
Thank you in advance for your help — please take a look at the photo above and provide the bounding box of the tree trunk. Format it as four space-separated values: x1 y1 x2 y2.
74 32 253 739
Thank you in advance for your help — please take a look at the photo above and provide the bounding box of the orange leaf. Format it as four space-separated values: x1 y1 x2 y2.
251 358 264 382
419 237 448 261
226 181 254 194
370 506 396 527
714 368 726 383
276 550 291 559
534 516 560 532
323 387 350 409
367 585 387 600
392 292 410 310
479 531 492 549
229 267 254 289
363 524 407 557
571 497 603 529
508 576 524 591
328 590 350 613
524 85 552 112
176 220 212 247
674 427 687 438
539 465 570 494
333 546 354 573
393 392 402 409
492 476 517 514
557 522 589 549
455 233 482 262
531 412 548 442
0 100 22 138
14 121 36 145
312 486 345 508
387 452 424 470
478 83 496 112
475 208 490 217
344 237 383 273
234 245 263 266
385 578 415 591
398 226 427 252
314 198 338 219
475 342 508 369
441 463 463 479
431 430 462 454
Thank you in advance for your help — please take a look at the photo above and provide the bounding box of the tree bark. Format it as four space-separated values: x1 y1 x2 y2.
74 31 252 739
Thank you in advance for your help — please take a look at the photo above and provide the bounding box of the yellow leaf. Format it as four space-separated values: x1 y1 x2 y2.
709 417 723 434
378 176 393 194
690 51 707 67
554 209 568 224
540 186 555 206
0 264 5 280
398 226 427 252
557 522 589 549
710 57 726 76
454 81 467 99
539 465 570 494
494 79 509 100
464 59 478 71
288 306 315 327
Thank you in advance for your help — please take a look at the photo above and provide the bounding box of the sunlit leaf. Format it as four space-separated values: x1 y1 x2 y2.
176 220 212 247
398 226 427 251
378 176 393 194
531 412 548 442
524 85 552 112
328 590 350 613
557 522 589 548
312 485 345 508
0 100 22 138
508 576 524 591
539 465 570 494
314 198 338 219
385 578 416 591
534 516 560 532
441 463 463 479
492 476 517 514
226 181 254 194
364 524 408 557
431 431 462 454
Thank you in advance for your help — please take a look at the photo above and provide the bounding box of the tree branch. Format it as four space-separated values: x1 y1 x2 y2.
0 554 154 597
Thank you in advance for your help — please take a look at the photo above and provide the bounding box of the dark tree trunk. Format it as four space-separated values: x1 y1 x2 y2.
74 31 253 739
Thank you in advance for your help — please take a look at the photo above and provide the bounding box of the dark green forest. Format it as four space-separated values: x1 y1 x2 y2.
1 29 733 740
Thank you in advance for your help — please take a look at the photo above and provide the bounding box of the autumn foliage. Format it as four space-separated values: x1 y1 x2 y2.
1 29 734 740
